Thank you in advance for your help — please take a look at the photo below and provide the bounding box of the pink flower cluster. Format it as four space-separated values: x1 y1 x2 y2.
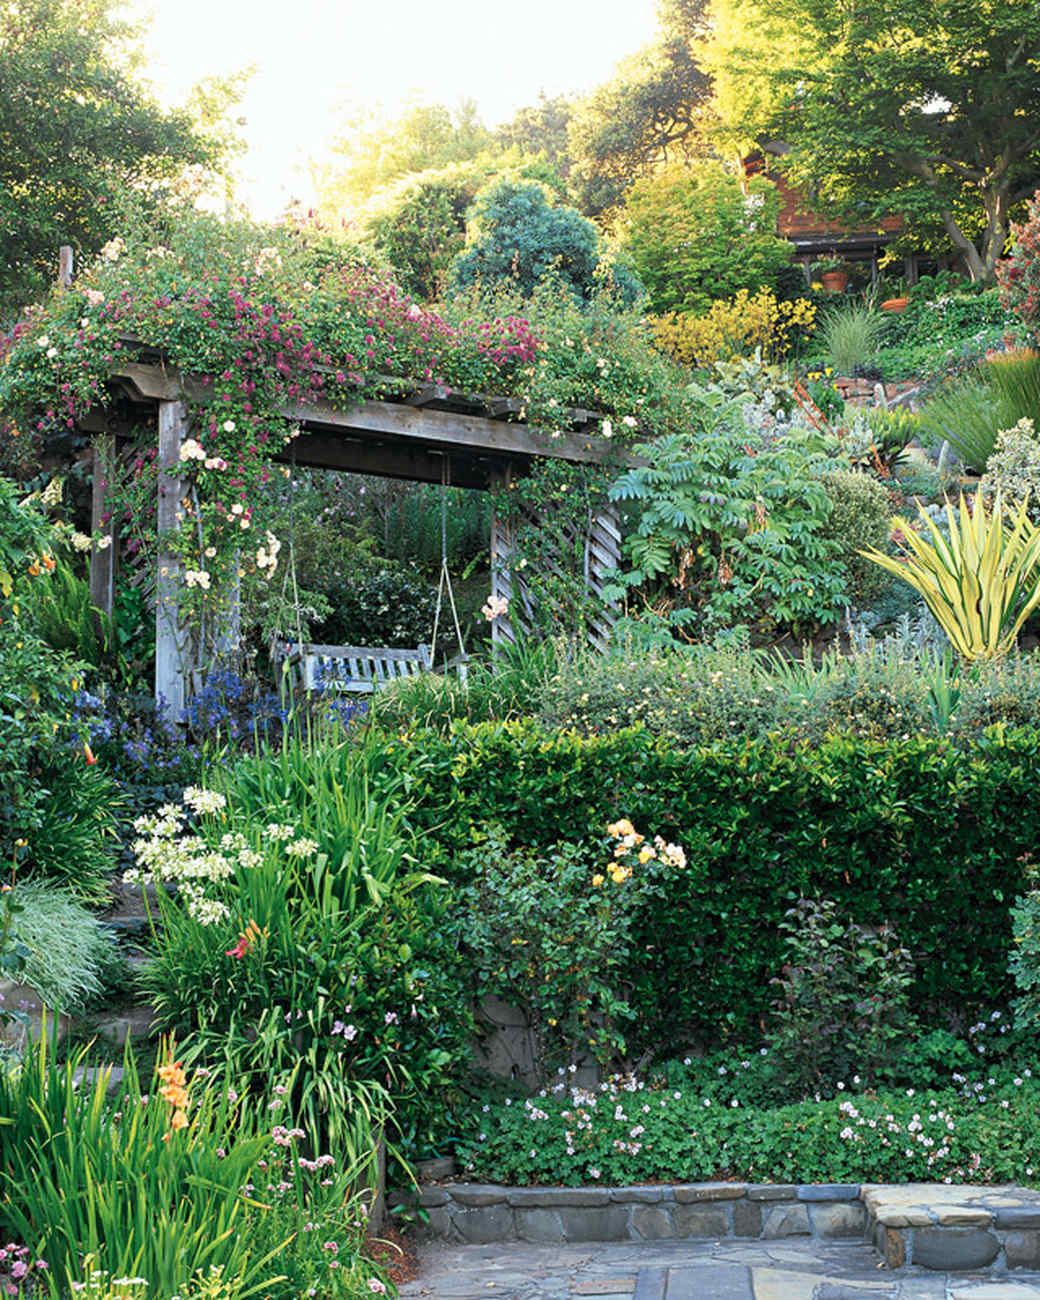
0 1244 47 1297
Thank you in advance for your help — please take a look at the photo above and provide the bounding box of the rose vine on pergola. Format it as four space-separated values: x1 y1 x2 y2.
0 225 671 712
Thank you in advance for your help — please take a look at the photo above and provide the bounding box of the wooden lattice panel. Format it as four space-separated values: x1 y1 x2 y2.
490 501 621 650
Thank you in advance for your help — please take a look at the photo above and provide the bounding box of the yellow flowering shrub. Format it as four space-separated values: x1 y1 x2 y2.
652 288 817 367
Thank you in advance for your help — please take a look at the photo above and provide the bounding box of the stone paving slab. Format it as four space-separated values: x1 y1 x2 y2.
398 1240 1040 1300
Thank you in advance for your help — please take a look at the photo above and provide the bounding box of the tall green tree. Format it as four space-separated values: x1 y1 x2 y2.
706 0 1040 282
496 94 574 177
0 0 239 313
365 162 492 301
568 0 712 215
622 161 791 315
315 100 491 218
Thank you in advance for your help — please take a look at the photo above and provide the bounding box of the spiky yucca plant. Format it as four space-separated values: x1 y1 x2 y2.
862 489 1040 662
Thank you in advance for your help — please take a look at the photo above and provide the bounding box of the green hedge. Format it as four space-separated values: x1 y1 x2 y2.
374 720 1040 1048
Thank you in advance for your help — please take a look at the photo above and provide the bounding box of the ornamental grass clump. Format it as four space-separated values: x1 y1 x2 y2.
862 488 1040 661
4 879 114 1013
818 302 886 375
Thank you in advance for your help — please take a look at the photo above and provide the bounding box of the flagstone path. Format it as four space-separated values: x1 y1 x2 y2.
398 1238 1040 1300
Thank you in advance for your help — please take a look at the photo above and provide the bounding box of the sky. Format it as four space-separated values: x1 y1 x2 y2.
130 0 660 218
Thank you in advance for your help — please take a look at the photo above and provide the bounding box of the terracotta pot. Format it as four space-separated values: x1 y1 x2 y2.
881 297 909 313
821 270 849 292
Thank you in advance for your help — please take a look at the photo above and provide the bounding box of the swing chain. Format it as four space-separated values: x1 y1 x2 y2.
429 456 467 671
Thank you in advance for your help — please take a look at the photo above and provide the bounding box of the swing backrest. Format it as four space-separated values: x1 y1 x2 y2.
280 643 433 694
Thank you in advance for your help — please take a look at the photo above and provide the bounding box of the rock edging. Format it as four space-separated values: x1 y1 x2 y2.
401 1180 1040 1273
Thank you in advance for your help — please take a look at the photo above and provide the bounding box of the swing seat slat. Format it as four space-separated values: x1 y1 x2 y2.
279 642 433 694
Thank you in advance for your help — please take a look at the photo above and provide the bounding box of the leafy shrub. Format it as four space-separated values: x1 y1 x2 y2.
6 880 114 1011
366 159 490 301
458 1068 1040 1186
1010 887 1040 1033
533 640 1040 749
622 162 793 316
804 372 845 421
982 418 1040 520
767 898 917 1096
373 719 1040 1048
651 288 816 367
449 177 639 303
818 470 892 605
873 286 1015 382
818 303 886 375
952 653 1040 733
456 823 688 1075
610 389 849 636
321 565 437 648
998 189 1040 341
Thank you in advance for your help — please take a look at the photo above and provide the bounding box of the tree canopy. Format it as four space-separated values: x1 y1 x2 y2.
314 100 492 219
705 0 1040 281
0 0 240 313
568 0 712 215
622 161 791 315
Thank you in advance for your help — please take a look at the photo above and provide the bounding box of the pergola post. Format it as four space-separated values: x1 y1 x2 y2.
89 435 116 620
155 400 188 721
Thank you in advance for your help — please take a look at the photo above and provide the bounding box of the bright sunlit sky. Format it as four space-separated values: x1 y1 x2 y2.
129 0 660 219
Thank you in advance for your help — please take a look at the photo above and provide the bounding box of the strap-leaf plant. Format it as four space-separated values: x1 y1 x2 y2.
862 488 1040 662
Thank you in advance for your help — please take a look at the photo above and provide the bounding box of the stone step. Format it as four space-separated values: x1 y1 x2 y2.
92 1005 155 1045
103 916 151 940
864 1184 1040 1272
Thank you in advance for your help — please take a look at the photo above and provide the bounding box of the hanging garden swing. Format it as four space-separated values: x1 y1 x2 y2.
277 455 469 694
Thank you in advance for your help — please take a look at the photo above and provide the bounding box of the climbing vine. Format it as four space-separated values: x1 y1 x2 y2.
0 214 685 682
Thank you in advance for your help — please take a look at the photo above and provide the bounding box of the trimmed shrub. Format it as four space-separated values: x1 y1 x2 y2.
818 469 893 605
371 720 1040 1049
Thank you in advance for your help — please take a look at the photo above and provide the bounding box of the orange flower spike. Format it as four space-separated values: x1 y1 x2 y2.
83 743 97 765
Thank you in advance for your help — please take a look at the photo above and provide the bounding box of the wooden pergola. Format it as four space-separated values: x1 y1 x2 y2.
84 359 629 715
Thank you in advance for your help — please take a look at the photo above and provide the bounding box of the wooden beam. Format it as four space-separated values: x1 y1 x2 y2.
284 431 504 488
155 401 188 722
288 395 624 468
88 437 116 619
109 362 637 470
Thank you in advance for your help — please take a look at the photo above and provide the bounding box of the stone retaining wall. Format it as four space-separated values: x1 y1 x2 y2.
408 1182 865 1247
404 1181 1040 1273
